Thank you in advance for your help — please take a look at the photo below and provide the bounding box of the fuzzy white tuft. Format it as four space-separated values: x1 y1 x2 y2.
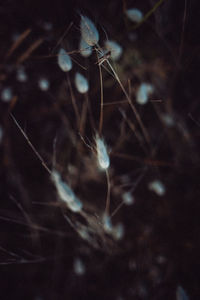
75 72 89 94
80 15 99 46
58 48 72 72
95 135 110 170
126 8 143 23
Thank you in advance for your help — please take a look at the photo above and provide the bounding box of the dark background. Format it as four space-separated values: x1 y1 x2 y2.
0 0 200 299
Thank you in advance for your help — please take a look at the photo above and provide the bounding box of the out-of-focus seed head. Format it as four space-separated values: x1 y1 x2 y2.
16 67 27 82
126 8 143 23
74 258 85 275
95 135 110 170
58 48 72 72
123 191 135 205
38 78 50 91
104 40 123 61
148 180 165 196
75 72 89 94
79 38 92 57
51 170 83 213
1 87 13 102
136 83 154 105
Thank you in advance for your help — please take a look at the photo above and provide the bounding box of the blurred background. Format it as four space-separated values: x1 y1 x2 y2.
0 0 200 299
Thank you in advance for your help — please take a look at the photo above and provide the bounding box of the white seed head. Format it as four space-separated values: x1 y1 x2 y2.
104 40 122 61
74 258 85 275
75 72 89 94
38 78 50 91
136 83 154 105
126 8 143 23
79 38 92 57
1 87 13 102
95 135 110 170
52 170 83 212
161 113 175 127
148 180 165 196
80 15 99 46
122 191 135 205
58 48 72 72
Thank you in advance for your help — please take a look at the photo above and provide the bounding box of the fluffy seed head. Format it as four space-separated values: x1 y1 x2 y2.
52 170 83 212
126 8 143 23
75 72 89 94
104 40 122 61
80 15 99 46
16 67 27 82
136 83 154 105
1 87 13 102
79 38 92 57
38 78 50 91
122 191 135 205
58 48 72 72
148 180 165 196
95 135 110 170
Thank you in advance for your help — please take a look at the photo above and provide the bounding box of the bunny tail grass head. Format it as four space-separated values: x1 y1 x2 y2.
80 15 99 46
52 170 83 212
95 134 110 170
75 72 89 94
58 48 72 72
79 38 92 57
